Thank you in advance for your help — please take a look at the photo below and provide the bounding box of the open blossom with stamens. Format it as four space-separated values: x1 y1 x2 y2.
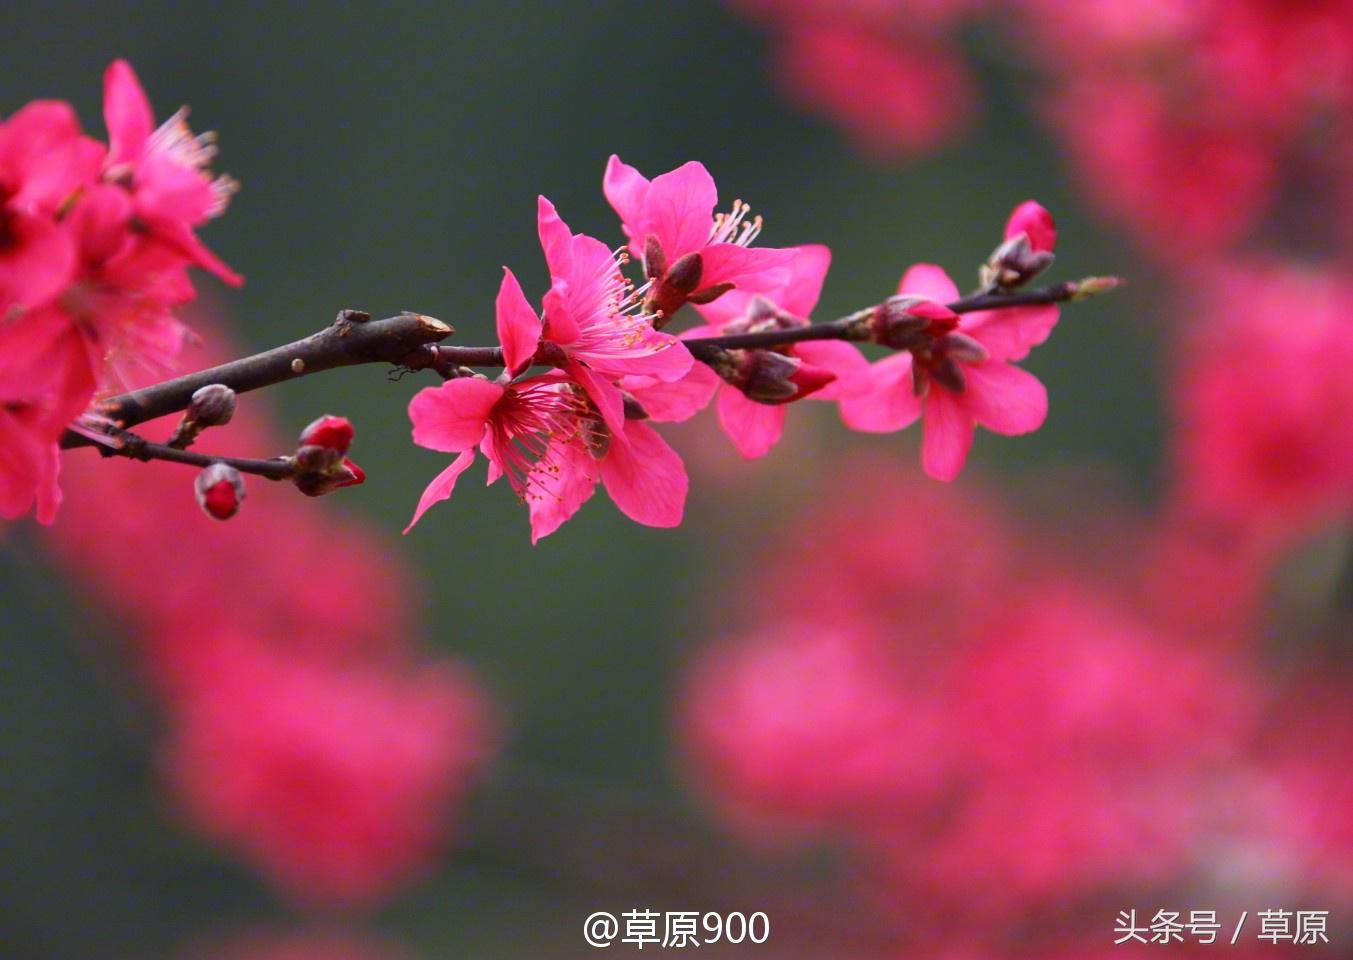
0 62 240 523
841 261 1058 480
536 196 691 437
406 269 689 540
100 60 240 285
679 244 870 458
603 156 796 322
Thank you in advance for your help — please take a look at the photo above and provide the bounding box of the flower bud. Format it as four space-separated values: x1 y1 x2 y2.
188 384 237 427
195 462 245 520
647 252 705 326
1069 275 1126 299
168 383 237 448
1005 200 1056 253
722 349 837 404
983 201 1057 289
299 414 354 455
293 457 366 497
870 296 958 349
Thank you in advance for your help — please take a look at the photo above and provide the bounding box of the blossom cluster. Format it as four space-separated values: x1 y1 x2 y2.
406 161 1065 540
676 458 1351 952
731 0 1353 263
45 321 496 910
1 61 238 523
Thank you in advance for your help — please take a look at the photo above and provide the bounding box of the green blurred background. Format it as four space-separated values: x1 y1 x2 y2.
0 3 1154 957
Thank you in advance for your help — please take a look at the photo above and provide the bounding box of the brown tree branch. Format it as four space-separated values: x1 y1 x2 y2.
61 277 1121 453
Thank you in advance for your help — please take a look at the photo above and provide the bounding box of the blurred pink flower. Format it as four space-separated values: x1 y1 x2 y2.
163 639 494 908
678 622 957 842
1171 262 1353 540
770 23 976 159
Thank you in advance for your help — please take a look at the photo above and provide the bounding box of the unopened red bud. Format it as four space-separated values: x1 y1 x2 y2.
195 462 245 520
643 234 667 281
1005 200 1056 253
299 414 354 454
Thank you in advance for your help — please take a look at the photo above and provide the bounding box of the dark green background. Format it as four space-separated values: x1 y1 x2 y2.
1 3 1155 957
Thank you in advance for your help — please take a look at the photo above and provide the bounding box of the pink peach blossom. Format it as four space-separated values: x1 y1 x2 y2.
603 155 796 319
101 60 240 286
841 262 1058 480
536 195 691 434
162 641 493 907
686 244 869 458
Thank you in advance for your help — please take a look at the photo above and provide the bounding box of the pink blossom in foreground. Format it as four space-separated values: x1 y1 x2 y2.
0 62 240 521
603 156 796 321
1171 263 1353 540
101 60 240 285
0 308 95 523
406 270 688 540
841 262 1058 479
163 640 494 907
0 100 96 312
683 244 869 458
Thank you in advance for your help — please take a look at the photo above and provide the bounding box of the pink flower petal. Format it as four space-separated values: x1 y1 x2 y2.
527 438 598 543
697 243 795 294
897 263 960 302
0 213 76 310
408 378 502 452
922 388 976 481
403 449 477 533
642 160 718 262
603 154 651 257
795 340 871 401
962 304 1059 363
962 362 1049 435
1005 200 1056 253
621 363 720 423
103 60 154 168
536 195 574 280
839 353 923 433
495 267 542 375
717 386 788 459
601 421 688 527
567 360 628 442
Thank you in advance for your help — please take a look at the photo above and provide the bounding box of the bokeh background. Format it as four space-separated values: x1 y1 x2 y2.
1 3 1347 959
